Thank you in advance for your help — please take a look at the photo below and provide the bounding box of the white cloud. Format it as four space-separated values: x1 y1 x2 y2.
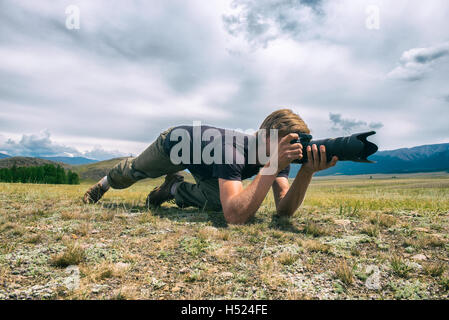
388 42 449 81
0 130 126 160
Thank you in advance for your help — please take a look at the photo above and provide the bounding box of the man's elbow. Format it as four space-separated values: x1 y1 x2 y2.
223 209 251 225
224 213 246 225
276 205 296 218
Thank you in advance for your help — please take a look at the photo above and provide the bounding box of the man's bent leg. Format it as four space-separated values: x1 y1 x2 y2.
107 128 184 189
174 176 222 211
84 128 184 204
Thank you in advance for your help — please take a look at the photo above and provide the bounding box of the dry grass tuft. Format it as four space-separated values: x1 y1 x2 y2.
61 211 90 220
361 224 380 237
86 262 129 281
211 246 236 263
73 222 91 236
217 229 231 241
138 212 156 224
423 235 446 248
1 223 25 236
24 233 43 244
423 262 447 278
406 235 447 249
335 260 353 285
111 286 139 300
303 221 329 237
390 255 412 278
50 242 86 268
302 240 331 253
96 211 115 221
369 213 396 228
278 252 299 266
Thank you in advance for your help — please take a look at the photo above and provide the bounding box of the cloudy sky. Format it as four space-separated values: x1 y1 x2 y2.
1 0 448 160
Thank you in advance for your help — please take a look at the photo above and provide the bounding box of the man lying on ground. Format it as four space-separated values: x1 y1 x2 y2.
83 109 338 224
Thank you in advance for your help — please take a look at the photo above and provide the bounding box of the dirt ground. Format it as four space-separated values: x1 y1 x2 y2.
1 175 448 299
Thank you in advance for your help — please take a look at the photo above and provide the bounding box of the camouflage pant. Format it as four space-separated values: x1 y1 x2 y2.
107 128 222 211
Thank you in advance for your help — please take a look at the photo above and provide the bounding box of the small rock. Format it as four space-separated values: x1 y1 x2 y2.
407 261 423 270
150 277 166 289
334 219 351 227
63 265 80 291
405 246 415 253
91 284 108 294
220 272 233 279
414 227 430 233
209 267 219 273
365 265 381 291
179 267 189 274
411 254 427 261
114 262 130 271
203 226 218 233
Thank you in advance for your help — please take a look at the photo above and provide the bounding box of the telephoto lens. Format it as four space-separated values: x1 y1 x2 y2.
291 131 378 164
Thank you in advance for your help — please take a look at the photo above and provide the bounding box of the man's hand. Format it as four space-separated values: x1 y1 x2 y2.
301 144 338 175
271 133 303 173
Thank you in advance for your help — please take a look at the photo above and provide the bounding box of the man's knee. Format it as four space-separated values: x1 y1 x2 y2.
173 181 222 211
107 157 138 189
205 200 222 211
201 189 222 211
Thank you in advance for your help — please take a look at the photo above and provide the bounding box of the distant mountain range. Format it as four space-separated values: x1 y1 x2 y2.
0 157 71 169
70 157 126 181
37 156 97 165
290 142 449 177
0 153 97 165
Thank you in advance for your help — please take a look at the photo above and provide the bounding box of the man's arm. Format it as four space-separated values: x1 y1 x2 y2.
219 133 302 225
273 144 338 217
219 174 277 225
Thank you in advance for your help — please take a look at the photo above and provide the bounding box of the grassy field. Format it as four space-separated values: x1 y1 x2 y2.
1 174 448 300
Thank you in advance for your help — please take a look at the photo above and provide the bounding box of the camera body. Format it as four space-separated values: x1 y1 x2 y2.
291 131 379 164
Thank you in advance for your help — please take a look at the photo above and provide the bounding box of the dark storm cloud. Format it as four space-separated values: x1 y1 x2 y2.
329 113 383 133
369 122 384 130
223 0 324 46
0 1 217 93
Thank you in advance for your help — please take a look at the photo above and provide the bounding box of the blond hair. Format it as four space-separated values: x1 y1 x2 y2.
259 108 310 137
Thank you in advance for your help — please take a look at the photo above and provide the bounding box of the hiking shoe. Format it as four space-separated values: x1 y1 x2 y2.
146 173 184 207
83 181 107 204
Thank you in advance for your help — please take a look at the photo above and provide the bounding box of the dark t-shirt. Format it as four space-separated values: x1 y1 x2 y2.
163 125 290 181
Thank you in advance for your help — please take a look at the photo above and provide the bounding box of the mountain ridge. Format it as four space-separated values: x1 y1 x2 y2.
37 156 98 165
0 157 71 170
